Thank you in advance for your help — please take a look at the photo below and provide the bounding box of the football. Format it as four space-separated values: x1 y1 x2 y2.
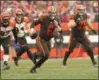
30 32 38 39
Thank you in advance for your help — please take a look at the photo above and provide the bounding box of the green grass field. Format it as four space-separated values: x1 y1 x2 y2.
1 58 98 79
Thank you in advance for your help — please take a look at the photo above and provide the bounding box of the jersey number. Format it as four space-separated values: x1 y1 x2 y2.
47 24 55 36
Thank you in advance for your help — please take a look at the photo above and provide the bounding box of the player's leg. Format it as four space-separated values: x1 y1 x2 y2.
21 37 37 64
59 43 63 58
81 37 98 67
35 41 50 67
13 38 24 63
13 45 26 66
30 36 50 73
24 45 37 64
54 43 58 58
2 37 11 70
13 37 36 66
63 37 77 66
33 38 49 67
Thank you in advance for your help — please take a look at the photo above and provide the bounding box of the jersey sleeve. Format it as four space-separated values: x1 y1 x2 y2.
24 17 29 23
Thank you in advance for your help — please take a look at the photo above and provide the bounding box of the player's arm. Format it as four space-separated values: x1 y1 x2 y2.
30 18 40 35
30 15 44 28
68 15 76 30
53 20 62 33
11 24 18 43
12 27 19 43
9 19 18 43
24 17 30 33
30 15 44 36
30 19 40 29
86 20 97 34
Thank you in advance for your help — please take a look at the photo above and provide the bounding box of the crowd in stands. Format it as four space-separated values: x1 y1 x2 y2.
1 0 98 22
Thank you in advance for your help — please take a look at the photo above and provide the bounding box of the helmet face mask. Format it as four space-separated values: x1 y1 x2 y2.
15 9 24 23
16 14 23 23
49 12 56 19
2 17 9 27
78 9 85 15
78 10 84 15
48 6 57 19
77 5 85 15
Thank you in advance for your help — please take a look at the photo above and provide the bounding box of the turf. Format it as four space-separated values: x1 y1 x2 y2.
0 57 98 79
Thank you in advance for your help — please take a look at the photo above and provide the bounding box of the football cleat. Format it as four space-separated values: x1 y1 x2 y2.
63 60 67 66
30 67 36 73
2 65 10 70
2 62 10 70
93 61 98 67
13 57 18 66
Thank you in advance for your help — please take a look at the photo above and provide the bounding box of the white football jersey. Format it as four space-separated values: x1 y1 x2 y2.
0 26 13 38
15 22 26 37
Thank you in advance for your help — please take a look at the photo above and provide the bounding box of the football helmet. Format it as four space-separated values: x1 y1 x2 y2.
15 9 24 23
1 12 10 27
47 6 57 20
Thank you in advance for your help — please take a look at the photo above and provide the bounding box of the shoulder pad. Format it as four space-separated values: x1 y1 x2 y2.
9 19 16 28
23 17 29 23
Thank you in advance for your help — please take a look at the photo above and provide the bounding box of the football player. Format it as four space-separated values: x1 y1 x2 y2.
0 12 15 70
12 9 36 66
63 5 98 67
29 6 62 73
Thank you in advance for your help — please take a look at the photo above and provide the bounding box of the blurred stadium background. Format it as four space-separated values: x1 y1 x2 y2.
0 0 98 79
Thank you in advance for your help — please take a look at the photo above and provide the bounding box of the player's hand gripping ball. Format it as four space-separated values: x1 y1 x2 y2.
30 28 37 39
30 32 37 39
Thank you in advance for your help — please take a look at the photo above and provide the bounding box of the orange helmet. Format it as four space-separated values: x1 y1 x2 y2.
0 12 10 20
0 12 10 27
